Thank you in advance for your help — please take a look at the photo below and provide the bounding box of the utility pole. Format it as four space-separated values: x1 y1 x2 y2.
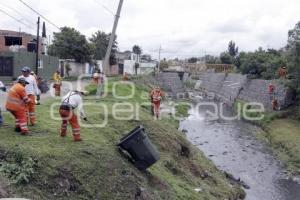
103 0 124 75
35 16 40 75
158 46 162 73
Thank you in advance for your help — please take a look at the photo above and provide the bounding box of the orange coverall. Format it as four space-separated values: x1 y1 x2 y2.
150 89 164 119
5 83 30 134
53 72 62 96
278 67 287 79
59 91 85 142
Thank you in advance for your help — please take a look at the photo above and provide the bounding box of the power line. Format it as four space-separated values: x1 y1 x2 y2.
0 7 35 30
0 2 35 26
93 0 115 16
18 0 60 30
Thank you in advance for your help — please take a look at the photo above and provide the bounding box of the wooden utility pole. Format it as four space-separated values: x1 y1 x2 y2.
35 16 40 75
103 0 124 74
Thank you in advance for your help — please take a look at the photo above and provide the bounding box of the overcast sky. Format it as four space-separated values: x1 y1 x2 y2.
1 0 300 59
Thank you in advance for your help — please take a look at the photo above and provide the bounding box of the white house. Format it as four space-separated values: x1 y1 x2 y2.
117 51 156 75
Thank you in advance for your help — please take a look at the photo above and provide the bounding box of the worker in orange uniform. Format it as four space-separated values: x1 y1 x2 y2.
92 70 100 85
5 78 30 135
278 66 287 79
59 90 88 142
150 86 164 119
19 67 39 126
272 98 278 111
53 70 62 96
123 72 129 81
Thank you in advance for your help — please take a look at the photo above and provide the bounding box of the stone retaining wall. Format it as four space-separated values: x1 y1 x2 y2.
198 72 294 110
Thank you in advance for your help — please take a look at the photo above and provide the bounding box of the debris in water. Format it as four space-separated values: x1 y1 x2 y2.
222 151 228 155
194 188 203 192
181 129 188 133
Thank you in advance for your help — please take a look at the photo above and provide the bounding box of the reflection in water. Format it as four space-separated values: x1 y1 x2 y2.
179 103 300 200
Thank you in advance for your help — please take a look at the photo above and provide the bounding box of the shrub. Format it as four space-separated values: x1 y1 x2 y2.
0 149 36 184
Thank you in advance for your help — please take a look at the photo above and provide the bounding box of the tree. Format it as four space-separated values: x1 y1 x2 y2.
220 52 234 64
89 31 118 60
228 40 239 57
286 21 300 96
141 54 152 62
48 27 94 63
237 49 286 79
159 58 169 71
132 45 142 58
132 45 142 75
204 55 221 64
188 57 198 63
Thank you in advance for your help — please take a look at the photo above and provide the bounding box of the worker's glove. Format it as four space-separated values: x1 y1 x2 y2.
83 117 88 121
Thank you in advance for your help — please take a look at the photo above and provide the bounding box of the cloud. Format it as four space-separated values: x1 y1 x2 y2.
1 0 300 58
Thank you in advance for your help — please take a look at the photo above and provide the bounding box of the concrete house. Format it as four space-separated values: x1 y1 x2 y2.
0 30 59 82
116 51 156 75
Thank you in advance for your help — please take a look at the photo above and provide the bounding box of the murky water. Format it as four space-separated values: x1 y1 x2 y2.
179 102 300 200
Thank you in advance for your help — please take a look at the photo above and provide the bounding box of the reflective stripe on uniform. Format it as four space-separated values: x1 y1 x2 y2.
29 112 35 116
19 123 28 131
72 128 80 135
7 97 24 105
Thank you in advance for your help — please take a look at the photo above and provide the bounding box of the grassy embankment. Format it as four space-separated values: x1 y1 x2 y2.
234 100 300 175
0 79 244 199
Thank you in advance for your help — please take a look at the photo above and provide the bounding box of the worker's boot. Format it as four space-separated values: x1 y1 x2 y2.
73 134 82 142
15 127 21 132
60 130 67 137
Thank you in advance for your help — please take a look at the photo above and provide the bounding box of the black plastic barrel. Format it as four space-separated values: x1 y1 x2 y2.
117 125 160 170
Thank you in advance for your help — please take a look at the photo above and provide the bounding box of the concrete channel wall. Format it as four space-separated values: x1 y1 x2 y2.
198 72 294 110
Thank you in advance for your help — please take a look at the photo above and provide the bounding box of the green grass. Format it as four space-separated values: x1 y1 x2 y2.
234 100 300 175
257 119 300 175
0 79 244 199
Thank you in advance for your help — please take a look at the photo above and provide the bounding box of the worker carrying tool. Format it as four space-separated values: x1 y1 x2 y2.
59 90 88 142
5 78 30 135
149 86 164 119
53 70 62 96
19 67 39 126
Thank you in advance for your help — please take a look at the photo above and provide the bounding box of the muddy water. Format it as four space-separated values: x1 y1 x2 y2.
179 103 300 200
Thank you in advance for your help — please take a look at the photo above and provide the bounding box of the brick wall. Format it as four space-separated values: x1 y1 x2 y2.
0 30 42 53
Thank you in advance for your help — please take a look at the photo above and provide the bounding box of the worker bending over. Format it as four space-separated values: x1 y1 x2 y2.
53 70 62 96
59 90 88 142
19 67 39 126
5 78 30 135
150 86 164 119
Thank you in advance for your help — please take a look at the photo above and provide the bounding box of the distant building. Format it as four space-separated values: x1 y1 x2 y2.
0 51 59 83
0 30 42 53
115 51 156 75
0 29 59 82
